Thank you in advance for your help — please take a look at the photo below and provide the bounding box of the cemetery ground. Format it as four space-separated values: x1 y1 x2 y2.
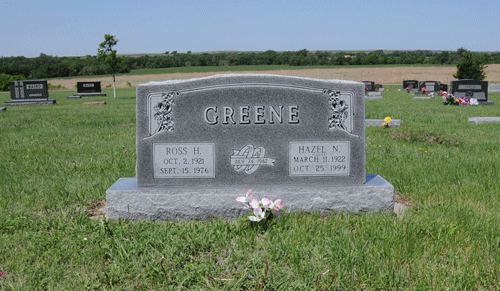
1 71 500 289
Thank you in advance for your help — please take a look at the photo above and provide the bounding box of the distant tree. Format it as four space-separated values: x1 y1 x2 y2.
164 51 169 54
97 34 122 99
453 49 486 80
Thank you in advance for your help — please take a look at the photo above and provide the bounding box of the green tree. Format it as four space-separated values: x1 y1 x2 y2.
97 34 122 99
453 49 486 80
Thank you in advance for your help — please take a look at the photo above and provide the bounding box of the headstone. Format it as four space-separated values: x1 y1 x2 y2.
488 83 500 92
5 80 56 105
106 74 394 221
450 79 492 105
403 80 418 90
468 117 500 124
83 101 107 105
362 81 375 91
439 83 448 92
68 81 107 98
366 91 382 100
418 80 440 93
365 119 401 127
0 107 6 111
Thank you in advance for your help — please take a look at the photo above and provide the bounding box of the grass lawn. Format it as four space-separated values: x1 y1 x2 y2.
0 83 499 289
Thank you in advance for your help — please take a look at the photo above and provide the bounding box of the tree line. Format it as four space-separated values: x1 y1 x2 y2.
1 48 499 82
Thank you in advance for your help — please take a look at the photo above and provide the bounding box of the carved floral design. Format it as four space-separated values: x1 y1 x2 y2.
324 89 350 132
152 91 178 135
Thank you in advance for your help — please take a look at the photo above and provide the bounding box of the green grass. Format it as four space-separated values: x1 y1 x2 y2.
1 86 500 289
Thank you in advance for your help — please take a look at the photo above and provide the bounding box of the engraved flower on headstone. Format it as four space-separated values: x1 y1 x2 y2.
152 91 177 135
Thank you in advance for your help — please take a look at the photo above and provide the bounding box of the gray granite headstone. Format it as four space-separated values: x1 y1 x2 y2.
366 91 382 100
5 80 55 105
488 83 500 92
365 119 401 127
418 80 440 93
450 79 492 105
106 74 394 221
468 117 500 124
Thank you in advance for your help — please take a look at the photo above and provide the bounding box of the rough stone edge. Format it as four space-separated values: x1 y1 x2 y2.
106 174 394 221
468 117 500 124
365 119 401 128
140 73 362 87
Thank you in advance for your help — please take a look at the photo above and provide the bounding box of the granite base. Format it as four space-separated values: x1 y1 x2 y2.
106 174 395 221
67 93 107 98
442 101 494 105
4 99 56 105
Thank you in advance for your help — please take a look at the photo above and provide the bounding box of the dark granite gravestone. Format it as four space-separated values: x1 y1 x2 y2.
362 81 375 91
106 74 394 221
67 81 107 98
450 79 492 105
403 80 418 90
418 81 440 93
439 83 448 92
5 80 55 105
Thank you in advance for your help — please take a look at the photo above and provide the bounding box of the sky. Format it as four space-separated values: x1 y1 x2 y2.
1 0 499 58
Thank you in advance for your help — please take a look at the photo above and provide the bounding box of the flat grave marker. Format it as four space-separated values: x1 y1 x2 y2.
468 117 500 124
5 80 55 105
106 74 394 221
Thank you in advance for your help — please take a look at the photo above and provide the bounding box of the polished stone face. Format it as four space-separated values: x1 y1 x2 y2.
10 80 49 99
136 74 365 187
77 81 102 93
450 79 488 101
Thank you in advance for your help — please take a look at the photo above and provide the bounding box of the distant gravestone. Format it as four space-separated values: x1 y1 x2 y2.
0 107 6 111
362 81 375 91
418 81 440 93
366 91 382 100
439 83 448 92
450 79 492 105
488 83 500 92
5 80 55 105
403 80 418 90
106 74 394 221
68 81 107 98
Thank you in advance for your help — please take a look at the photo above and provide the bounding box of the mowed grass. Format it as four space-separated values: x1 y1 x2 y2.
0 84 500 289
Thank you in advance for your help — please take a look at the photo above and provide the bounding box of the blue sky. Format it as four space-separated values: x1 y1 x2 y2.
1 0 499 58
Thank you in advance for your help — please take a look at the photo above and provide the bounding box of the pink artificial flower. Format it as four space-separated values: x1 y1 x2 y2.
248 207 265 221
0 271 3 277
261 198 272 209
236 189 253 204
249 198 260 209
271 199 284 215
421 87 426 92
